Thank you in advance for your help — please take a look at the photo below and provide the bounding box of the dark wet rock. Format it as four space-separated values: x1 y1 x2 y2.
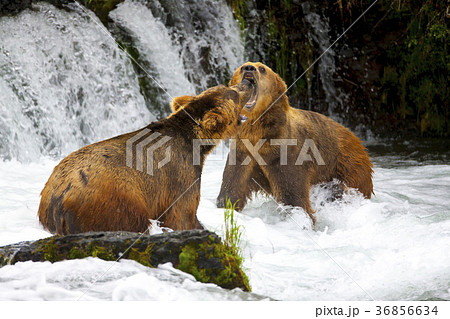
0 230 251 292
0 1 123 18
0 0 32 15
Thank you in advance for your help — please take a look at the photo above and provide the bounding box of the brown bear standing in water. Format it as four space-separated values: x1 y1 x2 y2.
38 83 253 235
217 62 373 224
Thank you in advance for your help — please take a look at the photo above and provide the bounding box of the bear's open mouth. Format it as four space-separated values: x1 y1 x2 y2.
242 73 258 111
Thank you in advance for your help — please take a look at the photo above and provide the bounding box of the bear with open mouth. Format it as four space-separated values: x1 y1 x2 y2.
217 62 374 224
38 82 254 235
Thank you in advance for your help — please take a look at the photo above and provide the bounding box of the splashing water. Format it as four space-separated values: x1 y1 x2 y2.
198 143 450 301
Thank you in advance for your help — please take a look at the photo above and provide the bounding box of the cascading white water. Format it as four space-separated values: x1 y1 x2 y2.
301 2 345 119
0 2 152 162
109 1 196 99
109 0 244 99
171 0 245 89
0 0 244 162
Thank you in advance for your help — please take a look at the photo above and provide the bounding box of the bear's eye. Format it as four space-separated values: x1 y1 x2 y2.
259 66 266 73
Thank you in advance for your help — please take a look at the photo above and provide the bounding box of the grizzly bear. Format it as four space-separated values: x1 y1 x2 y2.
216 62 373 224
38 83 254 235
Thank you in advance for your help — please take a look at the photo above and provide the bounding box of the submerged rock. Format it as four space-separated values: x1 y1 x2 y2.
0 230 251 292
0 1 123 20
0 0 32 15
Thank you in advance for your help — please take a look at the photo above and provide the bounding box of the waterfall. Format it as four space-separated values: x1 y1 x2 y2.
110 1 196 100
301 2 344 119
0 2 150 162
0 0 244 162
109 0 244 107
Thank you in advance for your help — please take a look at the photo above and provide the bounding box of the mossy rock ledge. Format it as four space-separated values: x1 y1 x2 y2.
0 230 251 292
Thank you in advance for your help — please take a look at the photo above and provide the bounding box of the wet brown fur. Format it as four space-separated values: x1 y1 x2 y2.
38 85 246 235
217 62 374 224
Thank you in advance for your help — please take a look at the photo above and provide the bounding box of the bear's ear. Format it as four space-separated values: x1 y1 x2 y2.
228 77 239 87
171 95 195 112
201 108 228 134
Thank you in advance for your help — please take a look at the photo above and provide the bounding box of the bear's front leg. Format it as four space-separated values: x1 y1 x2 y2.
259 164 317 225
217 150 259 211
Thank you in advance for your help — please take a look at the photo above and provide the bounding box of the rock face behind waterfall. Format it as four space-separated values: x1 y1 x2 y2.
228 0 449 138
0 230 251 292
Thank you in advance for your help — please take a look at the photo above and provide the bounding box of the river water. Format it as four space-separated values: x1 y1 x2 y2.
0 1 449 301
0 140 448 300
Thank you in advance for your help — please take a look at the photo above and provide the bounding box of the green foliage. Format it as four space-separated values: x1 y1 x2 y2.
223 198 243 259
128 244 154 267
228 0 448 137
67 243 116 261
177 199 250 291
379 0 449 136
41 238 59 262
228 0 247 31
81 0 124 24
177 240 250 291
265 0 301 82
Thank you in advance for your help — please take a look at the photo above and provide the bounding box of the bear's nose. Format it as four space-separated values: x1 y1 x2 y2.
242 65 256 72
